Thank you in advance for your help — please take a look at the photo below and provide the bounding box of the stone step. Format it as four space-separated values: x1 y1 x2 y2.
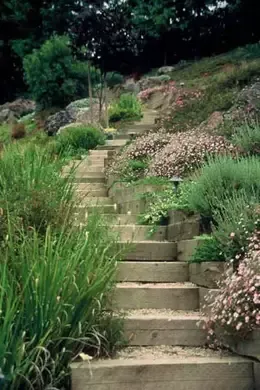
124 310 205 346
112 225 167 241
75 183 107 191
89 150 111 156
71 348 254 390
72 175 106 183
117 262 188 283
74 204 118 222
102 214 138 225
118 241 177 261
113 282 199 310
79 197 112 205
76 189 108 198
97 140 127 150
74 166 104 173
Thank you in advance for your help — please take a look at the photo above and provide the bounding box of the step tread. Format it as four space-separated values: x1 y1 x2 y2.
117 282 197 289
72 346 248 367
125 309 201 319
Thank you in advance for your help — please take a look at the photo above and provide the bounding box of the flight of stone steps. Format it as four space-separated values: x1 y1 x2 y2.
69 110 257 390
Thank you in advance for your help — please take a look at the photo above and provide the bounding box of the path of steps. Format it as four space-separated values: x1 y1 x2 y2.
70 110 257 390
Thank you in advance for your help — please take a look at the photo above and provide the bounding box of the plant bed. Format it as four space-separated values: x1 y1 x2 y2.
189 262 225 288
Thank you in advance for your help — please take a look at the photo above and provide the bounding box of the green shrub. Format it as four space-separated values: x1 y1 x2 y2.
23 35 95 109
55 125 105 156
138 181 195 226
0 144 75 240
106 72 124 87
232 121 260 155
109 93 142 123
190 235 225 263
0 215 123 389
188 155 260 218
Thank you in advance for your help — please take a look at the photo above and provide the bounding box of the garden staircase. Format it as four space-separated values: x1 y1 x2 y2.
69 110 257 390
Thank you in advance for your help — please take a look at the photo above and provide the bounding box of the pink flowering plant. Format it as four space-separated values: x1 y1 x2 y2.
148 130 236 178
105 130 171 180
203 228 260 343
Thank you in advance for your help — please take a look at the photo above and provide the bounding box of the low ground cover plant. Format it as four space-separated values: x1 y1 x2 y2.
190 235 226 263
148 131 236 178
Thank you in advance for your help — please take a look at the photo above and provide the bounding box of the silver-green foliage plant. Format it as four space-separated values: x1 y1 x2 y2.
0 214 123 389
188 155 260 218
232 121 260 155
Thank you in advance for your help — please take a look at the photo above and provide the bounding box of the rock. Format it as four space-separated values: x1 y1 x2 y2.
189 262 225 288
0 108 15 124
158 66 175 75
138 75 171 91
0 99 35 123
44 110 73 136
224 81 260 123
66 98 99 112
123 79 140 94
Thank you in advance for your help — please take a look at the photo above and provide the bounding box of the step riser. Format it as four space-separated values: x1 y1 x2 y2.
119 242 177 261
79 197 111 206
71 361 254 390
125 318 206 347
74 205 118 222
76 190 108 197
117 262 189 283
72 177 106 183
113 226 167 242
75 183 107 191
114 287 199 310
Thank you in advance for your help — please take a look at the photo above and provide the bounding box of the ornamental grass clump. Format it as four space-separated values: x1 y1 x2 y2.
149 130 236 178
0 214 124 389
203 232 260 343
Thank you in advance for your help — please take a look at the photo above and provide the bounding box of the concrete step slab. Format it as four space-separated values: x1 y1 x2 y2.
72 176 106 184
112 225 167 241
124 310 206 346
75 183 107 191
102 214 138 225
74 205 118 222
118 241 177 261
76 189 108 198
79 197 112 205
117 262 189 283
113 282 199 310
71 348 254 390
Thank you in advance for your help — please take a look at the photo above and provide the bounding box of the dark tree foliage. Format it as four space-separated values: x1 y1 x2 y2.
0 0 260 103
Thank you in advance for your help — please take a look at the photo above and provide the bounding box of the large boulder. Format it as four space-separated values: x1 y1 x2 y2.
158 66 175 75
224 81 260 123
138 75 171 91
44 110 73 136
0 98 35 123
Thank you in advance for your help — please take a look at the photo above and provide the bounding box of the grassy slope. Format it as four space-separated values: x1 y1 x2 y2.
158 43 260 131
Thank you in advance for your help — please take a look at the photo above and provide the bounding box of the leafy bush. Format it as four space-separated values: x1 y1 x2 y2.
11 123 26 140
138 181 194 226
0 215 123 389
55 125 105 156
188 155 260 218
190 235 225 263
203 238 260 343
106 72 124 87
149 130 236 178
109 93 142 123
23 35 91 109
0 144 75 240
232 121 260 155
